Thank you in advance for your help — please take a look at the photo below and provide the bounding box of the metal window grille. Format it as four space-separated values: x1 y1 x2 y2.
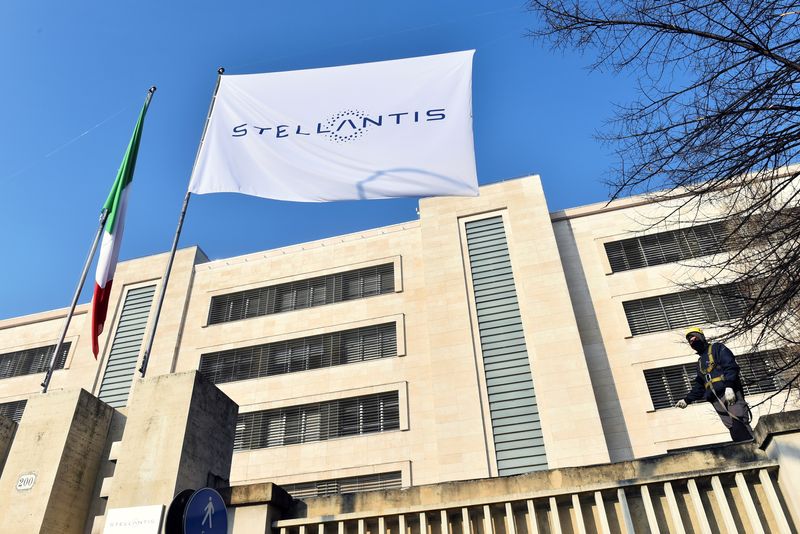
622 285 747 336
234 391 400 452
604 222 726 272
208 264 395 325
0 399 27 423
281 471 402 499
0 342 70 380
644 350 788 409
199 323 397 384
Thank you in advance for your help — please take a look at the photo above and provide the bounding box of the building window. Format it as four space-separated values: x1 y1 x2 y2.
0 399 27 423
0 342 70 380
234 391 400 451
644 350 788 409
281 472 402 499
605 222 726 272
208 264 395 325
622 285 746 336
199 323 397 384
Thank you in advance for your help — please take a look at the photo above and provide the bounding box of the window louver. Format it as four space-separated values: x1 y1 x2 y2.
234 391 399 451
281 471 402 499
199 323 397 384
465 216 548 476
208 264 395 325
0 399 27 423
97 285 156 408
605 222 726 272
0 342 70 380
623 285 747 336
644 350 788 409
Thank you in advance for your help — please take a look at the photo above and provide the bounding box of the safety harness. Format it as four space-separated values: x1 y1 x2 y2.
700 343 753 431
702 343 724 389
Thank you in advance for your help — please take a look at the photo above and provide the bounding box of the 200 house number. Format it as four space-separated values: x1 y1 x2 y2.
16 473 35 491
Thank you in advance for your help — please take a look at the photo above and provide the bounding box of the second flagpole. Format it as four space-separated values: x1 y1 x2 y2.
139 68 225 377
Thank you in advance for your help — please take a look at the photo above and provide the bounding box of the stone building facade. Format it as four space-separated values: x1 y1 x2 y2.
0 175 796 532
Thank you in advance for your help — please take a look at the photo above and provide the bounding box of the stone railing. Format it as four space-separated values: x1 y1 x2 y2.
227 412 800 534
273 467 789 533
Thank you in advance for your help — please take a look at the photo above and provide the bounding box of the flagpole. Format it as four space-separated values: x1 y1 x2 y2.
139 68 225 378
41 86 157 394
40 209 109 393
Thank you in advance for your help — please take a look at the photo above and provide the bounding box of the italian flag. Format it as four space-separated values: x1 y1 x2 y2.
91 93 153 357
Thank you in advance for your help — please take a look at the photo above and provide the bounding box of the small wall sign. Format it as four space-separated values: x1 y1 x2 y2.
104 505 165 534
16 472 36 491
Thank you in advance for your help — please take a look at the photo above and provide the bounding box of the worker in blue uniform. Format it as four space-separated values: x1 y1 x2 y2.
675 327 753 442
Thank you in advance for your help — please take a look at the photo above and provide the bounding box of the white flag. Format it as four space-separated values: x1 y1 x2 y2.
188 51 478 202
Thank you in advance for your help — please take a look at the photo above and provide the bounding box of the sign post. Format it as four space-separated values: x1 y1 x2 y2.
164 489 195 534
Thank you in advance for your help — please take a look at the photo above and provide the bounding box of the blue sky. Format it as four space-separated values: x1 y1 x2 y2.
0 1 636 319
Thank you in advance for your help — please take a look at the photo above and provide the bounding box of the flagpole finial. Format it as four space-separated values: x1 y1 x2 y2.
218 67 225 75
149 86 157 94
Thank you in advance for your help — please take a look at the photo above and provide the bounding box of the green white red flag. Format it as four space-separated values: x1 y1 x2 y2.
91 95 152 356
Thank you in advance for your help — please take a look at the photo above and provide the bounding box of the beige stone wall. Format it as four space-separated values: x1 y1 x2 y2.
551 195 800 461
9 174 780 493
0 247 204 408
167 175 606 488
266 413 800 534
0 388 113 534
6 175 800 532
422 178 609 470
104 371 237 513
0 306 90 403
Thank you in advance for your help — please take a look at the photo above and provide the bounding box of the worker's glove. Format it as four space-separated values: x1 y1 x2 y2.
676 399 688 409
724 387 736 404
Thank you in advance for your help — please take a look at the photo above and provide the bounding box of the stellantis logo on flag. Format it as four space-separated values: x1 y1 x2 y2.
231 108 447 144
189 50 478 202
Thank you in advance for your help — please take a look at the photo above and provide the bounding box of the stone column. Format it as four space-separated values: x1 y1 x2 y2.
225 483 292 534
104 370 238 511
0 389 114 534
755 410 800 527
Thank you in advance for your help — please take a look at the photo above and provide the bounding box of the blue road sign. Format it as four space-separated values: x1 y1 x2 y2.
184 488 228 534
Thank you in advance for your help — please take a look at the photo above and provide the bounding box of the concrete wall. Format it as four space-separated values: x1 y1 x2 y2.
0 247 205 410
755 410 800 527
290 441 770 519
0 389 113 534
261 411 800 534
419 177 609 470
0 175 796 497
551 196 800 460
104 371 238 512
224 483 292 534
168 176 606 490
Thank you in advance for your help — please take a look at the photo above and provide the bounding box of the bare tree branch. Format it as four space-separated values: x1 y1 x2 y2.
528 0 800 403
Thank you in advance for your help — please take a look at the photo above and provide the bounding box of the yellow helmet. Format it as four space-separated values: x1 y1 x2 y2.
685 326 704 339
